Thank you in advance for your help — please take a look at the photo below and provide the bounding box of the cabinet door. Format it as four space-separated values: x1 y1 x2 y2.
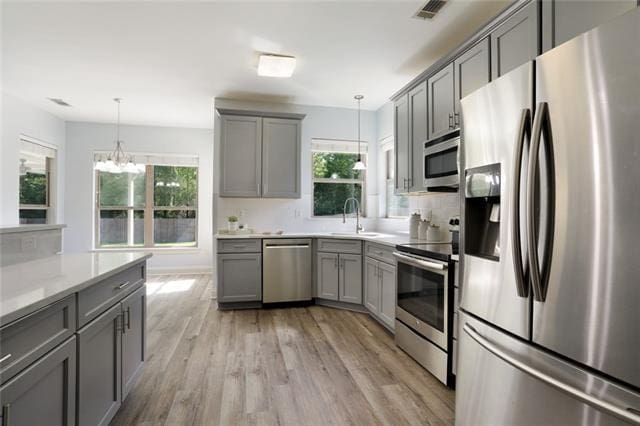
427 62 455 140
364 257 381 314
121 285 146 401
408 81 427 192
0 336 76 426
220 115 262 197
379 262 397 330
77 304 122 426
454 37 491 116
393 94 410 194
339 254 362 304
317 252 339 301
491 1 538 80
262 118 301 198
217 253 262 303
541 0 637 52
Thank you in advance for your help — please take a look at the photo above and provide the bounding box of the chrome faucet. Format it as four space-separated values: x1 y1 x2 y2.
343 197 364 233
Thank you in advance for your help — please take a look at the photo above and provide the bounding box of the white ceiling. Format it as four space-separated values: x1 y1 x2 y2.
2 0 509 129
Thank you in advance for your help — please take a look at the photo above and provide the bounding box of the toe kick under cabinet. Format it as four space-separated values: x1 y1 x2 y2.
0 260 147 426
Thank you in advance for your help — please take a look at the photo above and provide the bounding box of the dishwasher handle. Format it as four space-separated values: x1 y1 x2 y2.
264 243 310 248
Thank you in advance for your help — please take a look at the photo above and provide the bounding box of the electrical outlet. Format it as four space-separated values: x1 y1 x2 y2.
22 235 37 252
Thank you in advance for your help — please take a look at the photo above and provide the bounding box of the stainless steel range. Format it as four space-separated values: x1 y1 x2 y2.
393 243 456 387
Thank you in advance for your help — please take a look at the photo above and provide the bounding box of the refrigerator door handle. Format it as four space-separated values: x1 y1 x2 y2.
527 102 555 302
511 108 531 298
463 323 640 425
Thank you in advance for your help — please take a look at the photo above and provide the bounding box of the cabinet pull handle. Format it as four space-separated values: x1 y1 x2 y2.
0 354 11 364
116 281 130 291
2 404 10 426
126 307 131 330
454 112 460 127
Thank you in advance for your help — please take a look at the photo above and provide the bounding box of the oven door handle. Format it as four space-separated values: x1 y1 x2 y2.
393 252 447 272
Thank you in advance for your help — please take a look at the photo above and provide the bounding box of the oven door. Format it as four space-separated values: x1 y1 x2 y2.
424 136 460 188
393 251 448 349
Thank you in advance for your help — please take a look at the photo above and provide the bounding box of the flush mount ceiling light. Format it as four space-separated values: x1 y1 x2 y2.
353 95 366 171
94 98 141 174
257 54 296 77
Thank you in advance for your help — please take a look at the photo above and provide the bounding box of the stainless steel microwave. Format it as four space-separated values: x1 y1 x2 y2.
423 134 460 190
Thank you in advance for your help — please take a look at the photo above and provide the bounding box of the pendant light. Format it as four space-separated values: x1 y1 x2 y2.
95 98 139 174
353 95 366 171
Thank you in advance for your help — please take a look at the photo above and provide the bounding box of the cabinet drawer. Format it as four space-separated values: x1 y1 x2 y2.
217 239 261 253
77 263 145 328
0 295 76 384
317 239 362 254
364 242 395 264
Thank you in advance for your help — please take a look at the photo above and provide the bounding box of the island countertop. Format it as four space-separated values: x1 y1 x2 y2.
0 252 152 326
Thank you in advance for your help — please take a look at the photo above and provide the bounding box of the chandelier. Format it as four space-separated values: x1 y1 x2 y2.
94 98 141 174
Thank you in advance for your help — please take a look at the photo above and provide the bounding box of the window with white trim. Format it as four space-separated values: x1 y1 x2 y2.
312 139 366 217
94 153 198 248
383 144 409 218
19 139 56 224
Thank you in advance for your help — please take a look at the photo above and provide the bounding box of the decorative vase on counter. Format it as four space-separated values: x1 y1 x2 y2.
409 212 421 239
427 224 441 242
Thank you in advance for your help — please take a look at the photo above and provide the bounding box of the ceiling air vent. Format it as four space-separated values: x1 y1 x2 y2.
413 0 447 19
47 98 72 107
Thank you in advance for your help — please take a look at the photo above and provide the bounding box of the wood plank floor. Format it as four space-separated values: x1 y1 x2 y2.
111 274 455 426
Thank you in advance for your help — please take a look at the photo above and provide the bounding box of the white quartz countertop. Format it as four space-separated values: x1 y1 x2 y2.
216 231 448 249
0 252 151 326
0 224 66 234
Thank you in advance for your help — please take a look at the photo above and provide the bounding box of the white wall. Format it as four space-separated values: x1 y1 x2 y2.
64 122 214 273
1 92 66 226
214 98 379 234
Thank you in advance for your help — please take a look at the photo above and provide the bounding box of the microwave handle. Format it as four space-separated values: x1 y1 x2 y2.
393 252 447 272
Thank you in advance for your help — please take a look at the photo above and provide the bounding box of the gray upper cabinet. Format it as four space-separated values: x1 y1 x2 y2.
427 62 456 140
394 94 410 194
542 0 637 52
454 37 491 115
339 254 362 304
217 253 262 303
0 336 76 426
364 257 381 313
121 285 146 401
491 1 538 80
408 81 427 192
317 252 339 301
220 115 262 197
261 118 301 198
77 303 122 426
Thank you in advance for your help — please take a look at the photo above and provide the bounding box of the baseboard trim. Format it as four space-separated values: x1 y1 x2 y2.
147 265 213 275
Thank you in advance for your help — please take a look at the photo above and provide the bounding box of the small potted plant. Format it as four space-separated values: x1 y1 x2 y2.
227 215 239 232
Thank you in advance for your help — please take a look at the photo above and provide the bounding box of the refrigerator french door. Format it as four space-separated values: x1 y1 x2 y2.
457 7 640 425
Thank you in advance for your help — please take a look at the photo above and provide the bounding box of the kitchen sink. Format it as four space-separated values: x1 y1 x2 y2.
330 232 381 237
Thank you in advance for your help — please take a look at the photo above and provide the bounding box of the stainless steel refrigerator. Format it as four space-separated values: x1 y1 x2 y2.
456 7 640 425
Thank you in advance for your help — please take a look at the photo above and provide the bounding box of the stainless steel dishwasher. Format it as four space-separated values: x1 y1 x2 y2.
262 239 312 303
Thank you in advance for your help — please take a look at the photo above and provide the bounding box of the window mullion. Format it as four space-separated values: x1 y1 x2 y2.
145 165 154 247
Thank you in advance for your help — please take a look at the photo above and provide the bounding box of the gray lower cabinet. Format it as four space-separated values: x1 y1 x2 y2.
0 336 76 426
219 115 262 197
364 256 396 331
77 303 122 426
339 254 362 304
491 0 539 80
261 118 301 198
317 252 362 304
394 94 410 194
408 81 427 192
317 252 339 300
218 253 262 302
542 0 637 51
427 62 456 140
121 285 146 400
454 37 491 116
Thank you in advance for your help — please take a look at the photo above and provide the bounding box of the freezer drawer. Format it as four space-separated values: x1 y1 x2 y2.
456 311 640 426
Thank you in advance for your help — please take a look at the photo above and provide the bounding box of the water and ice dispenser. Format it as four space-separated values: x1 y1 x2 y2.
465 164 501 261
